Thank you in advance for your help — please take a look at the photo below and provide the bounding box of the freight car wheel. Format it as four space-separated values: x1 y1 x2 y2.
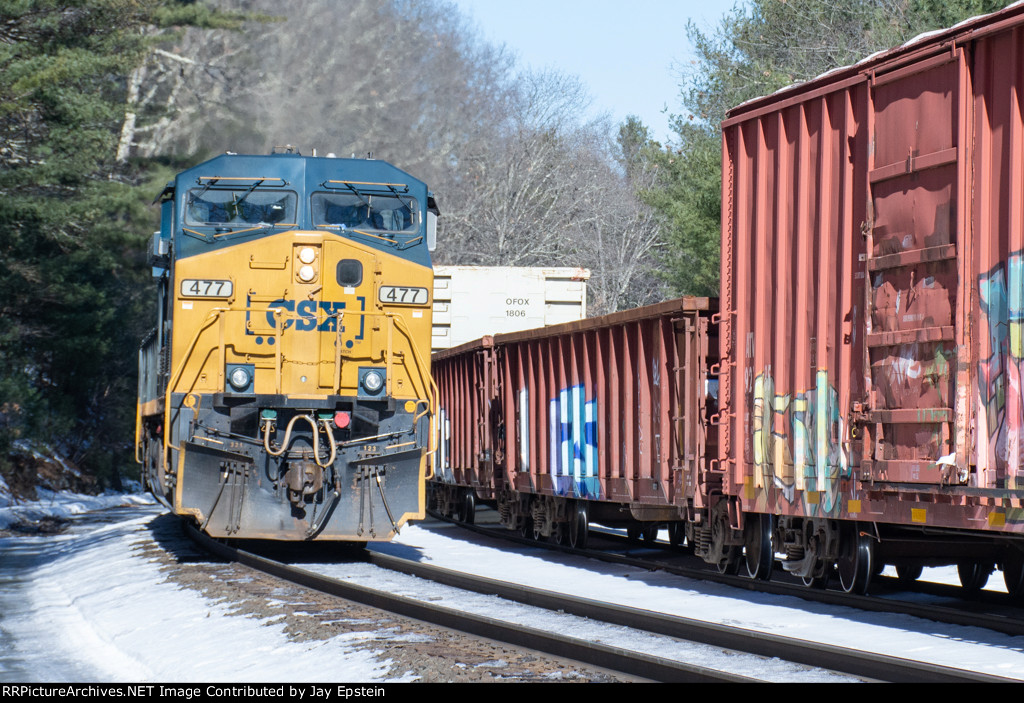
569 502 589 549
552 523 567 545
682 523 697 555
710 503 742 574
1003 550 1024 600
744 513 774 581
518 515 534 540
895 564 923 584
801 574 829 589
668 522 685 548
641 524 659 544
717 547 742 575
957 562 992 594
461 491 476 525
837 524 874 595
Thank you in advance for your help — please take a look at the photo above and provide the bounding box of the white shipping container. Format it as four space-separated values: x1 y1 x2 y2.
431 266 590 351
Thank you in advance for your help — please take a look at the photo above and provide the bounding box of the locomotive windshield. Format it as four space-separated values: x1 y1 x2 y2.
185 188 297 226
312 192 418 232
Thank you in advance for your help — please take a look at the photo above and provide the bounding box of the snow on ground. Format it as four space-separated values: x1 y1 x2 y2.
373 519 1024 681
0 482 153 530
0 492 410 683
1 493 847 684
3 482 1024 682
327 546 858 682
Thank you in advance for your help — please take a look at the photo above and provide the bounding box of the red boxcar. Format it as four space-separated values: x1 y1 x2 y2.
431 297 717 549
718 3 1024 593
433 5 1024 599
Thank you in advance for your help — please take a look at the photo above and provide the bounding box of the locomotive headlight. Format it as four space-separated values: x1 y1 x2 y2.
362 370 384 393
298 264 316 282
228 365 252 392
357 367 385 399
298 247 317 264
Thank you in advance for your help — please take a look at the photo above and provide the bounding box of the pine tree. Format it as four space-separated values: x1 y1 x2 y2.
0 0 241 484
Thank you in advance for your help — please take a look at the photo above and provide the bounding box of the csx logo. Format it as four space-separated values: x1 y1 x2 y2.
264 299 347 331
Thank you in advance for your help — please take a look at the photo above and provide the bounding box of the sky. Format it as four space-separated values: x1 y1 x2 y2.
450 0 741 144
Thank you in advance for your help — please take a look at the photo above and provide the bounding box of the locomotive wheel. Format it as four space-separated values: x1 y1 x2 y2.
895 564 923 584
1003 550 1024 600
569 502 589 549
744 513 774 581
462 491 476 525
837 524 874 595
627 524 642 542
957 562 992 594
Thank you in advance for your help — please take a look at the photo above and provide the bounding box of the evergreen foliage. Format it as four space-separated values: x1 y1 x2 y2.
649 0 1014 297
0 1 237 483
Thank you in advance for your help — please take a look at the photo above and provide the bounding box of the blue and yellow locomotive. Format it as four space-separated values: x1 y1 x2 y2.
136 150 437 540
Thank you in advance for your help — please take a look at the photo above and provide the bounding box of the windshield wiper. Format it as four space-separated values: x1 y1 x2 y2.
232 178 265 209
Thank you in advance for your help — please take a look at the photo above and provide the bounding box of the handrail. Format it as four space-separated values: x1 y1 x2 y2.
387 313 439 478
134 400 143 464
164 308 228 453
161 305 436 466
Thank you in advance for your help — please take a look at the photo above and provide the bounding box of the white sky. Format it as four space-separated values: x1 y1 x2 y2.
449 0 742 144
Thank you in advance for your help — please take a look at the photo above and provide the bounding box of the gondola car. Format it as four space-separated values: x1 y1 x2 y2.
431 297 718 550
136 149 438 540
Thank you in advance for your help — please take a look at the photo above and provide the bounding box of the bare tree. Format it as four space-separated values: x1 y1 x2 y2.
125 0 666 315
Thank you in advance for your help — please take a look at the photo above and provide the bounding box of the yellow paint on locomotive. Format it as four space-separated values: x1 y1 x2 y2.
169 230 433 402
159 228 434 540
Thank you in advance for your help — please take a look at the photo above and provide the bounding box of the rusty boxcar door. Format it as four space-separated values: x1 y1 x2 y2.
862 49 969 484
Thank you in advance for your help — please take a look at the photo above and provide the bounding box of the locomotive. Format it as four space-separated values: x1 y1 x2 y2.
433 3 1024 599
136 150 438 540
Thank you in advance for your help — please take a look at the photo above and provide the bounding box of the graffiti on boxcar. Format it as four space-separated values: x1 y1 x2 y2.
531 385 599 497
978 255 1024 483
752 369 850 514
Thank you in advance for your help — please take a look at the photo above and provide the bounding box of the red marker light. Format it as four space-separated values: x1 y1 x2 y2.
334 411 351 429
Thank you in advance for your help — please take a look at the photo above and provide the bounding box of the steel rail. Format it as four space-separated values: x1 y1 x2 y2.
365 550 1009 684
431 516 1022 681
551 525 1024 637
589 532 1024 639
455 516 1024 638
184 523 756 682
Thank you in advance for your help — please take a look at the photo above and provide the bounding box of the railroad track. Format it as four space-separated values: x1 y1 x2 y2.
444 509 1024 639
183 521 1011 683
